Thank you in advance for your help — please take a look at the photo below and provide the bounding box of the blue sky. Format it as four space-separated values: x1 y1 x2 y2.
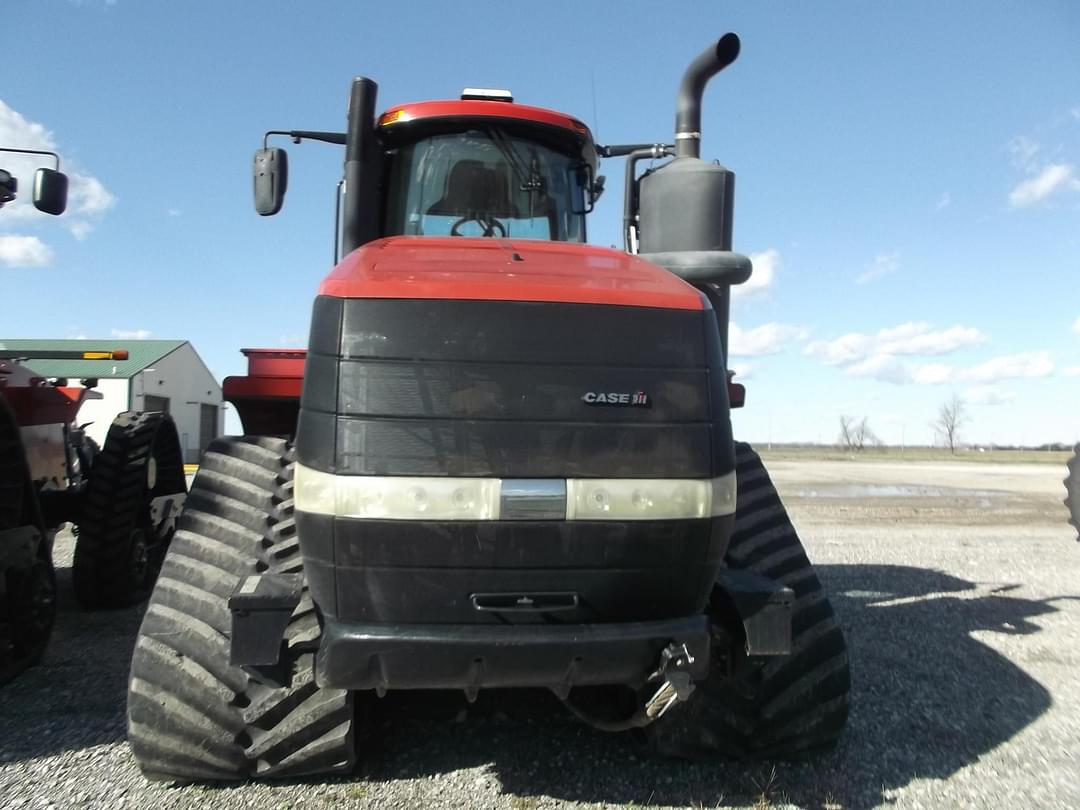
2 0 1078 446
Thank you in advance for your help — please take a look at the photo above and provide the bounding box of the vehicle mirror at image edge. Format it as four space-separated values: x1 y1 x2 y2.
33 167 68 216
254 147 288 216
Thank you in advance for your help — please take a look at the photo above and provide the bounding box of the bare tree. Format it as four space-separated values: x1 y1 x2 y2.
854 417 880 450
934 394 967 454
839 415 880 451
838 415 856 450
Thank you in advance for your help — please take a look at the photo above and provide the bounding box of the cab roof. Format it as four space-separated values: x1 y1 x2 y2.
378 100 595 145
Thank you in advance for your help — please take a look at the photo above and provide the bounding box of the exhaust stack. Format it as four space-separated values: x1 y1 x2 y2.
674 33 741 158
342 78 381 254
636 32 752 365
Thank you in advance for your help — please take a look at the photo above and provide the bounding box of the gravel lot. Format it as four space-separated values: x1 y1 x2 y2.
2 458 1077 809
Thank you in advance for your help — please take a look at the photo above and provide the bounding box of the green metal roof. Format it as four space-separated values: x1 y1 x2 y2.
0 339 187 379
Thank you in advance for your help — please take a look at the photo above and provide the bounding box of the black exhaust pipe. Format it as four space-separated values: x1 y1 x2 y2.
674 33 740 158
342 77 380 254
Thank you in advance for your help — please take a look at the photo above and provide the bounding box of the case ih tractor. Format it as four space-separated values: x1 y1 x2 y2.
127 33 850 780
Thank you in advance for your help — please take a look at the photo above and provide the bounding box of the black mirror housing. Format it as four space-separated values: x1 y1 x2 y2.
33 168 68 216
254 148 288 216
570 164 595 215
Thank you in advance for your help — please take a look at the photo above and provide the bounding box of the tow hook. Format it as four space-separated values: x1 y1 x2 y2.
644 642 697 719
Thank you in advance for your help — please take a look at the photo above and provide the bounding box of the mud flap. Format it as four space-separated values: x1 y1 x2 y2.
228 573 304 681
714 568 794 656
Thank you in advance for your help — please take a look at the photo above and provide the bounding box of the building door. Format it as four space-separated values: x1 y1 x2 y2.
199 403 219 458
144 394 170 413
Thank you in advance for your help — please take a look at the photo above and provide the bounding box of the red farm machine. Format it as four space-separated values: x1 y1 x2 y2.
126 33 851 781
1 150 188 682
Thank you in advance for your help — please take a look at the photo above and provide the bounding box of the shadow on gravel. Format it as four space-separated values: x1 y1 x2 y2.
358 564 1058 809
0 564 1060 810
0 564 143 762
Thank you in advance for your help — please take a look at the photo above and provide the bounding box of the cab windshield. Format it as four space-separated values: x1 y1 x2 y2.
383 129 588 242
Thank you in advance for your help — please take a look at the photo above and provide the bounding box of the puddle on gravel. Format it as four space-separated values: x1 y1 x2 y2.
791 484 1007 499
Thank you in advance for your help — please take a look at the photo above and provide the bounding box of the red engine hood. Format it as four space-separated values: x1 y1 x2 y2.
318 237 704 311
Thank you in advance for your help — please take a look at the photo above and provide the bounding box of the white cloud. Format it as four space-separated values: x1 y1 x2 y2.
733 249 778 298
1063 366 1080 377
68 172 115 216
0 99 115 238
729 322 806 357
846 354 911 384
1009 163 1077 207
804 332 872 366
67 220 93 241
167 208 181 217
936 192 951 211
0 235 53 267
856 252 900 284
906 351 1054 385
730 362 754 380
884 323 986 355
965 385 1016 406
1073 316 1080 335
111 328 153 340
961 351 1054 383
846 351 1054 387
805 322 986 366
912 363 954 385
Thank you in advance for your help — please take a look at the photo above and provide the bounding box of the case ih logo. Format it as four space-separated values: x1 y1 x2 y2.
581 390 650 407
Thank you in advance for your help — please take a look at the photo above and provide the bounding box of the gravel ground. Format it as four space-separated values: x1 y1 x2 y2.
2 458 1078 809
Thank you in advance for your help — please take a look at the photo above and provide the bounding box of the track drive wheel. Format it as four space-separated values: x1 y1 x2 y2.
647 441 850 758
0 397 58 684
73 411 187 608
127 436 355 782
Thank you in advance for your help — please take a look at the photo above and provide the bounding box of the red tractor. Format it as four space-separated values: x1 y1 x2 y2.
127 33 850 780
0 350 188 681
1 153 189 680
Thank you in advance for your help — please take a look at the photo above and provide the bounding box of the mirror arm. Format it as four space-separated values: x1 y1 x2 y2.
262 130 346 148
0 147 61 170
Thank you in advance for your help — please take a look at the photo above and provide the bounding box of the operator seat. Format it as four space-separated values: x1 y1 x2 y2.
427 160 518 218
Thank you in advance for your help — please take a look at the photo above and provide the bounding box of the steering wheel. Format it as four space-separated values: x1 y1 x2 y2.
451 215 506 238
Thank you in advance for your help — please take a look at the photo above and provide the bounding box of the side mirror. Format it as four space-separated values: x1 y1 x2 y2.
570 164 595 215
33 168 68 216
253 147 288 216
592 174 606 204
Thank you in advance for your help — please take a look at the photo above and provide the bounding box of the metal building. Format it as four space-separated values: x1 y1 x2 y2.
0 338 222 463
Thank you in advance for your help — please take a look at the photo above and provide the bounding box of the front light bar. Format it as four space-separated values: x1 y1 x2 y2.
294 464 736 522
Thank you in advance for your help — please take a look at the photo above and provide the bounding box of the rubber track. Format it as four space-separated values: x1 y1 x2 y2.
127 436 355 782
649 441 850 758
73 411 185 608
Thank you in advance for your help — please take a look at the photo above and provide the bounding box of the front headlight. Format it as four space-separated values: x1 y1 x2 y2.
295 465 736 521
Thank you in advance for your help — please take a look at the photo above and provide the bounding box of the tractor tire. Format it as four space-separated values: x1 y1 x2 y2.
647 441 850 758
73 411 186 608
0 397 57 684
127 436 355 782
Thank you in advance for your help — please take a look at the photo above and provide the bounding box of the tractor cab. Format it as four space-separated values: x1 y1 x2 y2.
252 90 600 252
376 96 598 242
